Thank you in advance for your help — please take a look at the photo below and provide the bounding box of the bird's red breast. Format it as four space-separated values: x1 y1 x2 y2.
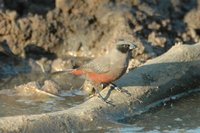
71 69 114 84
86 72 114 84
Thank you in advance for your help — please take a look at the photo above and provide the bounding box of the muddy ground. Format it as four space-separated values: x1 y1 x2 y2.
0 0 199 61
0 0 200 115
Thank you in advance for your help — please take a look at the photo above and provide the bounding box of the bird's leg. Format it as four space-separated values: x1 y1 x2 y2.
90 83 113 104
93 86 105 101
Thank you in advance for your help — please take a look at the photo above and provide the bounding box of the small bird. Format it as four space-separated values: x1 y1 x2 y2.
70 40 136 101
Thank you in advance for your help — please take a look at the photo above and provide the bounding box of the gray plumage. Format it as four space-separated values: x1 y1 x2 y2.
79 40 136 81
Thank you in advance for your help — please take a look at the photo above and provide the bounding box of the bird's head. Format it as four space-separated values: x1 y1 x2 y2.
116 40 137 53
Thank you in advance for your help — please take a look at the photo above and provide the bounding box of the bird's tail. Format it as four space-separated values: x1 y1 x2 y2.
39 68 84 83
50 68 84 76
70 69 84 75
50 69 74 76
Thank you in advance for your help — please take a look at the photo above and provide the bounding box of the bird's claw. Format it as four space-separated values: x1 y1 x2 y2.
89 87 113 105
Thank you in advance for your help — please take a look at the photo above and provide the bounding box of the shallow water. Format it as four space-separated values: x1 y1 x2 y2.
0 71 86 117
0 89 86 117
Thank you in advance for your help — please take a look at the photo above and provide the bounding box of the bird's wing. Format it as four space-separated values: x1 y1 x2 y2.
81 56 111 74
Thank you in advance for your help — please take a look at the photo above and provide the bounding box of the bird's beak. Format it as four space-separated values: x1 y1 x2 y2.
129 44 137 50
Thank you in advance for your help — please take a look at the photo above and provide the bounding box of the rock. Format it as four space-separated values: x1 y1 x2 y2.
41 80 61 95
184 9 200 29
148 32 167 47
51 58 73 72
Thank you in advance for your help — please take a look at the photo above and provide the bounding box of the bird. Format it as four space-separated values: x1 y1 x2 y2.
69 40 137 102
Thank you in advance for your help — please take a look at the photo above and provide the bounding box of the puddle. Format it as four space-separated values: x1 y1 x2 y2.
0 70 86 117
0 55 92 117
0 88 86 117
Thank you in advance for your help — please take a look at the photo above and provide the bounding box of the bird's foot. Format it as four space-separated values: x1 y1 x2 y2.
109 83 131 96
109 83 142 103
92 86 114 105
94 93 113 105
